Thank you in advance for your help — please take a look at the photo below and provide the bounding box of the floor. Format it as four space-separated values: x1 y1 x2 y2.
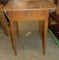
0 21 59 60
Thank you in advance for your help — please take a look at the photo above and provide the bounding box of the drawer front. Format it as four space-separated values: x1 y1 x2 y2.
11 10 46 21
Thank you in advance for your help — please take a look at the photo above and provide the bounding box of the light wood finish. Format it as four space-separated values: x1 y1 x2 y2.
1 0 56 11
48 0 54 4
43 10 49 55
2 0 56 55
9 10 46 21
56 0 59 14
8 11 17 55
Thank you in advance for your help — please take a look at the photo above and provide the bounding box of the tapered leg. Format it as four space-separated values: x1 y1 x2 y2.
43 20 48 55
8 11 17 55
15 21 19 39
10 21 17 55
43 11 49 55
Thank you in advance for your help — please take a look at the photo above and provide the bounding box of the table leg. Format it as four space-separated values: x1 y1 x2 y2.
43 20 48 55
43 11 49 55
10 21 17 55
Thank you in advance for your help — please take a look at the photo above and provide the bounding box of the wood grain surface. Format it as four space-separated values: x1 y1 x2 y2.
2 0 56 11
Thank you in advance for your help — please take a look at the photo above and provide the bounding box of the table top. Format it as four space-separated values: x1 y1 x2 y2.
1 0 56 11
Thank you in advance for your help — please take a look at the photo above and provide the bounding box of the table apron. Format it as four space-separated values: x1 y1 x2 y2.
8 10 48 21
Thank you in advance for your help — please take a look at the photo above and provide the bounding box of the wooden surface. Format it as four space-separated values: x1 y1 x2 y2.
1 0 56 55
1 0 56 11
56 0 59 14
48 0 54 4
11 10 46 21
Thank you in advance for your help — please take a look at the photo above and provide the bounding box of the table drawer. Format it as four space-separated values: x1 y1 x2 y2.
11 10 46 21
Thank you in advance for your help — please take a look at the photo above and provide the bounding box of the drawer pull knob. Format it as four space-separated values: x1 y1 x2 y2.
26 14 32 17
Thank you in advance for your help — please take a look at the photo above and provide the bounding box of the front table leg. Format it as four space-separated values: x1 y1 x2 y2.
43 20 48 55
43 11 49 55
10 21 17 55
8 11 17 55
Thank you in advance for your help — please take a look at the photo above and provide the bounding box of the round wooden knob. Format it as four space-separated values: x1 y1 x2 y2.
26 13 32 17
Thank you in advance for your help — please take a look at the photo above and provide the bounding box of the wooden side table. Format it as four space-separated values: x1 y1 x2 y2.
2 0 56 55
